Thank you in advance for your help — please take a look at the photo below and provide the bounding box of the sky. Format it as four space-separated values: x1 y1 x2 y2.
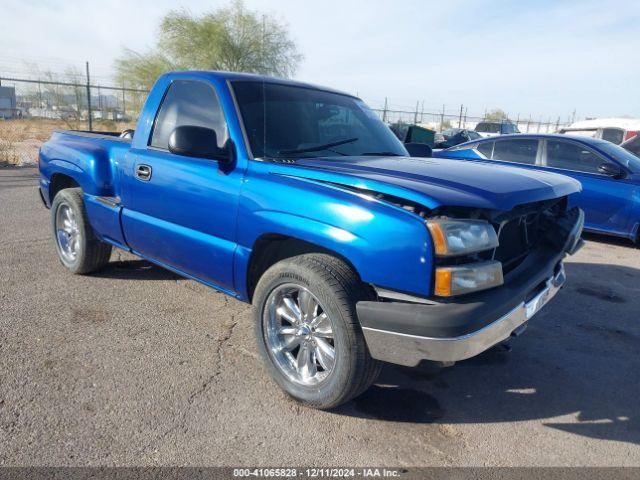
1 0 639 120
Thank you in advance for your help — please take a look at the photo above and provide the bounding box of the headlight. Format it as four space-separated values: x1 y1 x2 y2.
435 261 504 297
426 218 499 257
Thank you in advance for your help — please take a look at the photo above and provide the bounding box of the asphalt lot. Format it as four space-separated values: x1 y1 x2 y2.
1 166 639 467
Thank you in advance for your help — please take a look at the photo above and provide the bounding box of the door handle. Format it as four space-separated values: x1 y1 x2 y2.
135 164 152 181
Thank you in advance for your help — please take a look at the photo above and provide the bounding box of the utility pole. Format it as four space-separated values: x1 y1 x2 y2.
85 61 93 131
458 104 464 128
261 14 266 72
414 101 419 124
440 104 445 132
122 82 126 118
382 97 388 123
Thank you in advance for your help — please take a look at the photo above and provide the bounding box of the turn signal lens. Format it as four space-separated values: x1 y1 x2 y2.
434 268 453 296
427 219 499 257
435 261 504 297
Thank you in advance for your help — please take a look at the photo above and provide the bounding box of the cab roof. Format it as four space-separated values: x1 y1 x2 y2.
159 70 356 98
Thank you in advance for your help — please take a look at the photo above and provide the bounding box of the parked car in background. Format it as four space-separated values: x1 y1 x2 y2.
435 134 640 242
38 71 583 409
622 134 640 157
558 118 640 145
475 120 520 137
435 128 482 148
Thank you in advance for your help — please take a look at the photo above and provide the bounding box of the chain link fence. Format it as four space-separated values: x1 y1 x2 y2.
0 76 147 129
0 75 573 134
0 75 148 164
371 106 571 134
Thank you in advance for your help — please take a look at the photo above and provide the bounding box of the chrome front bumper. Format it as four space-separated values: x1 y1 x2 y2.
362 264 566 366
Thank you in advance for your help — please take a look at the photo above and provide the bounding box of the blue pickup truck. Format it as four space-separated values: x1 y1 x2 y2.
38 71 584 409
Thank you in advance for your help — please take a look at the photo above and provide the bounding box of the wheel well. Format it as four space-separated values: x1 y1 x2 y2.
246 235 361 302
49 174 80 203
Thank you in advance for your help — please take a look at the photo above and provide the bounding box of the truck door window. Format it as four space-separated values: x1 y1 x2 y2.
545 140 609 173
492 139 538 164
150 80 228 150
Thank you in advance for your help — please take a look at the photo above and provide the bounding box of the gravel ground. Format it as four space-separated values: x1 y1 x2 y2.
1 166 639 467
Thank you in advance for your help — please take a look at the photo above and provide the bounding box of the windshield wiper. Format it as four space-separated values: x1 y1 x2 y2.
361 151 403 156
278 137 358 155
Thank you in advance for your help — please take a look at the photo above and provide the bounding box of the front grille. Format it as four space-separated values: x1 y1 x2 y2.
492 199 563 274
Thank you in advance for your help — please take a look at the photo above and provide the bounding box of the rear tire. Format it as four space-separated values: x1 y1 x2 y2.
253 253 381 409
51 188 112 274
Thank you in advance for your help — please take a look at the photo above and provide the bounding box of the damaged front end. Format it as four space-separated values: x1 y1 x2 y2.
421 197 584 299
357 197 584 366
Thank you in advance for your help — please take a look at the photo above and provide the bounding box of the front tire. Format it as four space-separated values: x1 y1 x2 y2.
51 188 112 274
253 254 381 409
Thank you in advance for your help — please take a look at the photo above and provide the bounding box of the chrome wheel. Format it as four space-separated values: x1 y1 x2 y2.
264 284 336 386
55 203 80 263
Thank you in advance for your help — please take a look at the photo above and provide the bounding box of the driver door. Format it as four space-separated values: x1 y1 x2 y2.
120 79 242 293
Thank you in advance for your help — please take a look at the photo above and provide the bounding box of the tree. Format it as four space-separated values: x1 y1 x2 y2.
485 108 508 122
115 1 303 89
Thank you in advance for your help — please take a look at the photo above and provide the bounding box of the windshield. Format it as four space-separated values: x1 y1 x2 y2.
231 81 408 159
596 141 640 174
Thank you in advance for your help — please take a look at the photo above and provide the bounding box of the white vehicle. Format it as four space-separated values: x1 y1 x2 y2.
558 118 640 145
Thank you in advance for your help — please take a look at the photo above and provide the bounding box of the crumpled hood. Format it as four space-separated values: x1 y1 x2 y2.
291 156 581 211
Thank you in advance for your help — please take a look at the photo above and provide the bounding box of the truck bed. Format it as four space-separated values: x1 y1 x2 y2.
52 129 132 142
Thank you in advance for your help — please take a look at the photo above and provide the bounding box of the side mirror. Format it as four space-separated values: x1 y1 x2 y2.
169 125 232 163
404 142 433 158
597 162 625 178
